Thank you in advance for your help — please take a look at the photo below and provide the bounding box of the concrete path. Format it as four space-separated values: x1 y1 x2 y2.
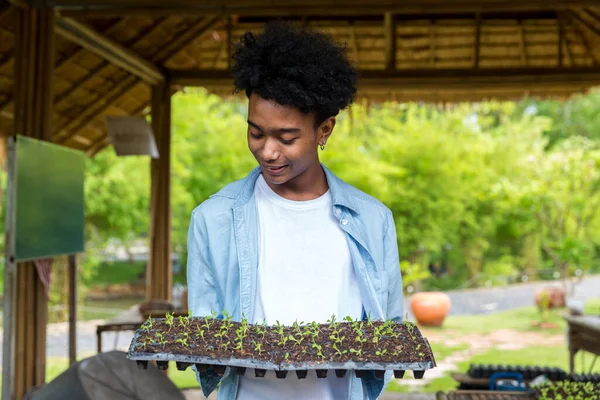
433 275 600 316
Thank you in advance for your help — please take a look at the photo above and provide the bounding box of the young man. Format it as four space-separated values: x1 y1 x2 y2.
187 22 403 400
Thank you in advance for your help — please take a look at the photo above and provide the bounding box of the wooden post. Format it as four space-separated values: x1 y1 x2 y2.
6 5 55 400
68 254 77 365
147 79 172 302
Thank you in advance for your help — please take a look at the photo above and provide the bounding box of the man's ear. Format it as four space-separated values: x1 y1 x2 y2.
318 117 336 146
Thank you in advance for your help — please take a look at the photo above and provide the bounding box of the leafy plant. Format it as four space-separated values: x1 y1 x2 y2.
535 380 599 400
349 348 362 357
312 343 325 359
253 341 263 355
141 315 153 332
165 312 175 332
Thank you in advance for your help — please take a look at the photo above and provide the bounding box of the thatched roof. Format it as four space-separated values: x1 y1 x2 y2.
2 1 600 155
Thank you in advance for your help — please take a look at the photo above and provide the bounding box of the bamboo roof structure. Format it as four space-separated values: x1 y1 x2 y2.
2 1 600 156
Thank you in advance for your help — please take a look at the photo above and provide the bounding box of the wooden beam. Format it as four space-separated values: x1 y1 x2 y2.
518 19 528 65
170 67 600 92
0 18 124 117
566 12 599 66
570 10 600 37
559 13 576 67
584 8 600 23
54 16 220 146
55 0 600 17
147 79 172 302
384 12 396 71
55 76 142 145
54 16 165 84
53 17 169 108
473 12 481 68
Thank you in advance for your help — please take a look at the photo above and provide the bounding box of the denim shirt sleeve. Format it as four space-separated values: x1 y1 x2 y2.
186 208 222 397
363 209 403 400
383 209 403 322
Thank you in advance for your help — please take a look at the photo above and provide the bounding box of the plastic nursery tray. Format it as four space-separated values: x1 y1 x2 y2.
127 335 436 380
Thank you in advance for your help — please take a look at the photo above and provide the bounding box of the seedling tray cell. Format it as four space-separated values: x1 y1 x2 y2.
127 316 436 379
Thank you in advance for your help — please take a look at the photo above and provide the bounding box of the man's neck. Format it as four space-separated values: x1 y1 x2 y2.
265 163 328 201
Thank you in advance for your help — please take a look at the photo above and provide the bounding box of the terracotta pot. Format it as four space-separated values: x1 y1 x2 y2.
410 292 451 327
534 286 565 309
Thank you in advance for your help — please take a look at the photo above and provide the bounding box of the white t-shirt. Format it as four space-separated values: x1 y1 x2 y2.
236 174 363 400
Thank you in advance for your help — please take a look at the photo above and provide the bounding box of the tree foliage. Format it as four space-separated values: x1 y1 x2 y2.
81 89 600 292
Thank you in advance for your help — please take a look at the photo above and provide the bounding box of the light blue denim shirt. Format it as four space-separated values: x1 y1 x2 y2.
187 164 403 400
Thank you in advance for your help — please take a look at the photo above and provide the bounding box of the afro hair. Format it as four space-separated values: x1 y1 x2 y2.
232 21 357 126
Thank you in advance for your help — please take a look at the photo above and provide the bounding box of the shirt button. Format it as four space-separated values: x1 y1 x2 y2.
335 208 341 216
341 219 348 226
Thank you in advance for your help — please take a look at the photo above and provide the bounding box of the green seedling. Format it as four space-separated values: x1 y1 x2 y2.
289 334 304 347
142 315 153 332
375 349 388 356
165 312 175 332
312 343 325 359
349 348 363 357
332 342 347 357
253 341 263 354
255 321 267 339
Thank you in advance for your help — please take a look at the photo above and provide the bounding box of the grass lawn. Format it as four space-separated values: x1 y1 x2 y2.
386 297 600 394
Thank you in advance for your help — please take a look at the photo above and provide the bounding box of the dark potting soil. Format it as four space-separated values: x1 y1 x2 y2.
134 316 433 365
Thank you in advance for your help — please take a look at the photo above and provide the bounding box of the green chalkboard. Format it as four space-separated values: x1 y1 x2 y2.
15 136 85 261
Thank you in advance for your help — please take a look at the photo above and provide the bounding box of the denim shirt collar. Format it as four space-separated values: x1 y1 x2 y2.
231 164 359 214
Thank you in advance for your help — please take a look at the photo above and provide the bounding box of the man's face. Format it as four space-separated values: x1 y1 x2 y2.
247 93 333 188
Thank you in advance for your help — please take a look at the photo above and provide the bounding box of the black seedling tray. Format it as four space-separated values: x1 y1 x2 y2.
126 316 436 380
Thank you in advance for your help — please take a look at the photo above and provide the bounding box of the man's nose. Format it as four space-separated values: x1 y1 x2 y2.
261 137 280 161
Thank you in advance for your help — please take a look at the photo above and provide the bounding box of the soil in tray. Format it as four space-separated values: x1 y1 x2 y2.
134 315 433 365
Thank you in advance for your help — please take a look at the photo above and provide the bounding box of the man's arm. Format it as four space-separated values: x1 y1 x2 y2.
186 208 222 397
384 209 403 322
364 209 403 400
